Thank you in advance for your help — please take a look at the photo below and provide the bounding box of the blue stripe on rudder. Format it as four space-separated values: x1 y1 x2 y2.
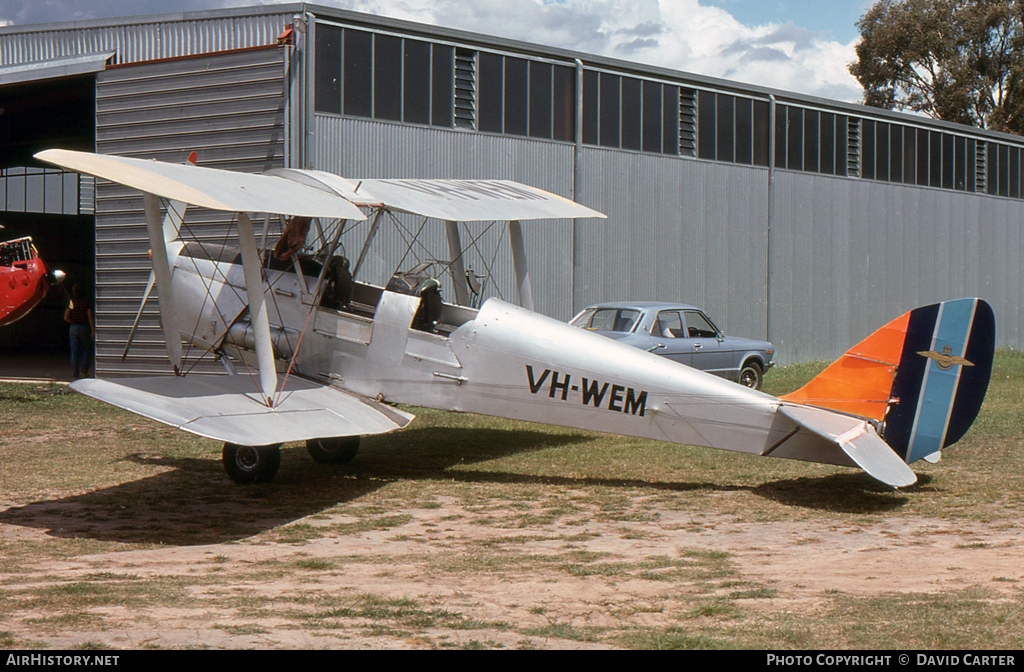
945 300 995 447
883 303 939 461
905 299 977 462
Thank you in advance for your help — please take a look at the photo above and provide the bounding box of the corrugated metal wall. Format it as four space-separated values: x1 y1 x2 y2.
95 46 289 375
575 149 769 341
0 11 292 67
768 172 1024 362
313 116 771 343
313 111 1024 364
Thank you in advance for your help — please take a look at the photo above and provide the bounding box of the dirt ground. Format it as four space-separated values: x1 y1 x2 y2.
1 490 1021 650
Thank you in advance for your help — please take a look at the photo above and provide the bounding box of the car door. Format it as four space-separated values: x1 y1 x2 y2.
648 310 692 365
683 310 733 376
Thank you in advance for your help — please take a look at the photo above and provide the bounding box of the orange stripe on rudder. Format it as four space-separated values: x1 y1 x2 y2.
848 311 910 364
780 310 910 422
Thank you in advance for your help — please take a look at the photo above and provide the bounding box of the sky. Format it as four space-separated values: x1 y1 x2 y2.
0 0 875 103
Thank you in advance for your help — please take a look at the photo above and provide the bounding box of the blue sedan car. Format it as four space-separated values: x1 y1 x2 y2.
569 302 774 389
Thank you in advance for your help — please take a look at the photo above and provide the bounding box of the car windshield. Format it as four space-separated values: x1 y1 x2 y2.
571 307 641 333
684 311 719 338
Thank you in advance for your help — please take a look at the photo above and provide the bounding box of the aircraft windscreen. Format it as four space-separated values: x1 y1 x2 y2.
571 308 641 333
0 238 35 267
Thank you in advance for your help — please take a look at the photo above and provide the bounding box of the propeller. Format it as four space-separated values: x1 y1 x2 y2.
43 261 71 308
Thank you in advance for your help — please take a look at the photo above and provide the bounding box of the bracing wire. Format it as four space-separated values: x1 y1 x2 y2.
176 214 247 374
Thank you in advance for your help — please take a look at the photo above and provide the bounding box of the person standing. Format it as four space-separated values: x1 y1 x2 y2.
64 283 94 378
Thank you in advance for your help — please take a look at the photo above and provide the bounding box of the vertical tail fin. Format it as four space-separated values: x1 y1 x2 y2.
781 298 995 464
883 298 995 463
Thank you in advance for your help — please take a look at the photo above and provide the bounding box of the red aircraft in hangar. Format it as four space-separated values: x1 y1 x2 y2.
0 229 65 327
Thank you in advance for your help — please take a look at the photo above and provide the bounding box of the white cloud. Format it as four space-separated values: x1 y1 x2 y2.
326 0 862 102
0 0 863 102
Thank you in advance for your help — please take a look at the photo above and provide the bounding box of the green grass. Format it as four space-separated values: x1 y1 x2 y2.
0 351 1021 648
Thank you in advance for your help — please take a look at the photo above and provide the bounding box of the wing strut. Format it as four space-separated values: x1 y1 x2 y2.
124 152 196 362
236 212 278 406
143 194 182 373
351 208 384 280
508 219 534 311
445 220 471 306
123 198 188 360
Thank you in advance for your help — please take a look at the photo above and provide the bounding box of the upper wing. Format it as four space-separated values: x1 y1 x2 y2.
324 177 605 222
35 149 367 221
264 170 607 221
36 149 603 223
70 375 414 446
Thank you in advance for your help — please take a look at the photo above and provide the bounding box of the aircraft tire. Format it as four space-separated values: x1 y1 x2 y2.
223 443 282 484
306 436 360 464
738 361 763 390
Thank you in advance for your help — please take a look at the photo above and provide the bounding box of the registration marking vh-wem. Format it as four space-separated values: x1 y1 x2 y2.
526 365 648 416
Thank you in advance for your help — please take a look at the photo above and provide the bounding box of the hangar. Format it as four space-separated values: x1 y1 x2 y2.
0 3 1021 377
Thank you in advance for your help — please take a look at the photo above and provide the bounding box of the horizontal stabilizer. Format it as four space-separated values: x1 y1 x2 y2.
70 375 414 446
779 404 918 488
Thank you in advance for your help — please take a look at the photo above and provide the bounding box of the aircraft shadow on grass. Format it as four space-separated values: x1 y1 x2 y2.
0 426 910 546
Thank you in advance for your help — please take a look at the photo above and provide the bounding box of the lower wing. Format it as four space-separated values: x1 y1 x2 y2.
70 374 414 446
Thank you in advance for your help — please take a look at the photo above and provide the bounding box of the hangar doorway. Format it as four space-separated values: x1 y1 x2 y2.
0 70 97 379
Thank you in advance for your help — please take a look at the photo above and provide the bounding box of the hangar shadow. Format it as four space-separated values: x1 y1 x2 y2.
0 426 912 545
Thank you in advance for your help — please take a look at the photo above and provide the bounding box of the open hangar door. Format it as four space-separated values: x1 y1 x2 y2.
0 68 97 371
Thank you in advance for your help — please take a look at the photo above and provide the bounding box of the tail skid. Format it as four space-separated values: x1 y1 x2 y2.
782 298 995 466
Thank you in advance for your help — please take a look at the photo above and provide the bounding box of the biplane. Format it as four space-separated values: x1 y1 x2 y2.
0 231 65 327
36 148 995 489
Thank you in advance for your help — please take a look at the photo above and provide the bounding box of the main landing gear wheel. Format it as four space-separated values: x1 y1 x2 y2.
223 443 282 484
738 362 763 390
306 436 361 464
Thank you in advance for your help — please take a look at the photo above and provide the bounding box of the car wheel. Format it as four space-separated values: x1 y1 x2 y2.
738 361 763 390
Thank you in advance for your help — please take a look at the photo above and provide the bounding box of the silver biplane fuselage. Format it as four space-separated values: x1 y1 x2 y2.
182 247 783 449
175 243 885 481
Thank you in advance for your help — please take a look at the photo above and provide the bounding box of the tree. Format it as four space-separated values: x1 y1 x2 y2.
849 0 1024 134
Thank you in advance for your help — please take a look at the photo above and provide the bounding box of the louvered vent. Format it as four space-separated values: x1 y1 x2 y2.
454 48 476 129
679 88 696 156
847 117 861 177
975 139 987 193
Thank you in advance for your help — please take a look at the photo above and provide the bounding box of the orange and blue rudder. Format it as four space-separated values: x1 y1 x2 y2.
883 298 994 462
782 298 995 464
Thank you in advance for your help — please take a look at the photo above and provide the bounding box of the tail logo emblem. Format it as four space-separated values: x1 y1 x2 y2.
918 345 974 370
